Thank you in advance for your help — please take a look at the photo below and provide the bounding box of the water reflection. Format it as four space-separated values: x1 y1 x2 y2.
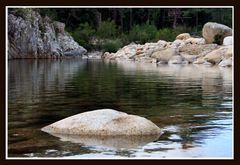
8 59 232 158
46 133 160 149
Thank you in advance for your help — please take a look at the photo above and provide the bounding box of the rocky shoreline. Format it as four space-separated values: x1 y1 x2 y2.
8 11 233 68
102 22 233 67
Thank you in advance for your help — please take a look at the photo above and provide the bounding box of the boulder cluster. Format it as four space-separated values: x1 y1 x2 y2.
103 22 233 67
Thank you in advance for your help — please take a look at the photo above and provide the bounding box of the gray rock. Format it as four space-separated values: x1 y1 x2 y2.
42 109 162 136
202 22 232 44
8 10 86 59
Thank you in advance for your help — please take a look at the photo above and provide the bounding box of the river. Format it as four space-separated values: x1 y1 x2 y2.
8 59 233 158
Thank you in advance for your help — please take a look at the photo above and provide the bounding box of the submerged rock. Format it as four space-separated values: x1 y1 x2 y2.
41 109 161 136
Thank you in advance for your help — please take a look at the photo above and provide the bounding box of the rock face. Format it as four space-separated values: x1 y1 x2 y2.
41 109 161 136
202 22 232 44
8 10 87 59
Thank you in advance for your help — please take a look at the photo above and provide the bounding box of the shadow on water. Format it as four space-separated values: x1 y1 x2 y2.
8 59 232 158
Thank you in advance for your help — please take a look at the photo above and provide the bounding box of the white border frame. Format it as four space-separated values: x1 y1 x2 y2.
5 6 234 160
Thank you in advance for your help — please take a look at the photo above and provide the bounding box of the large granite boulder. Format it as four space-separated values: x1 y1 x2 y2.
41 109 161 136
203 46 231 64
8 9 86 59
202 22 232 45
179 44 218 56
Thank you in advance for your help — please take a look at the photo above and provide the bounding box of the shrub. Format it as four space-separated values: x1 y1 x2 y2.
174 25 192 34
119 33 130 45
72 23 95 50
96 20 118 39
128 24 158 43
157 28 176 42
14 8 33 19
102 39 123 53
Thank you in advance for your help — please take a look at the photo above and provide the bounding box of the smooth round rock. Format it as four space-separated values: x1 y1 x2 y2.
41 109 161 136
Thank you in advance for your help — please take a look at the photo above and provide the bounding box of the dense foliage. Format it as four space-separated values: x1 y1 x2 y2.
9 8 232 51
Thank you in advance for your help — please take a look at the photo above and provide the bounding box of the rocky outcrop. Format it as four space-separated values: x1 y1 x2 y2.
202 22 232 44
8 10 86 59
42 109 162 136
103 22 233 67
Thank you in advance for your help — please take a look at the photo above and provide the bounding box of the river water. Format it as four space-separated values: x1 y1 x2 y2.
8 59 233 159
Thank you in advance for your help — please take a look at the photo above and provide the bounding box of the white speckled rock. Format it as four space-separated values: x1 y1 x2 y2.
223 36 233 46
41 109 161 136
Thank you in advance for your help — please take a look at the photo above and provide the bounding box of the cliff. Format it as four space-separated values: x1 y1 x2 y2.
8 9 87 59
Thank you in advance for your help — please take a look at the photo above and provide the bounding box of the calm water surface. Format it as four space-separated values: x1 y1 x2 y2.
8 59 233 158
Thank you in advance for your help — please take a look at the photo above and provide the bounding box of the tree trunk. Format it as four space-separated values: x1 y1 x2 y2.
119 9 124 32
130 9 133 30
173 15 177 29
196 11 198 31
96 11 102 26
113 9 117 23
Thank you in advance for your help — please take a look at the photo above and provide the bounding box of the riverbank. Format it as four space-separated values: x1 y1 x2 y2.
102 22 233 67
